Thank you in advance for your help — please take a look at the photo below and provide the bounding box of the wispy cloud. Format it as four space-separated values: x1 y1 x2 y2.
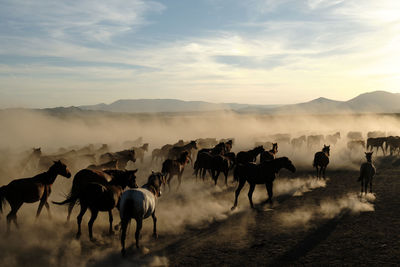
0 0 399 107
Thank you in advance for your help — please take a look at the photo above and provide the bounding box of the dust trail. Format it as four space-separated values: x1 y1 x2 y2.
278 192 375 227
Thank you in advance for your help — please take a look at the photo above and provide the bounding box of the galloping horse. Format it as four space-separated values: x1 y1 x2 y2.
132 143 149 164
313 145 330 179
358 152 376 195
99 149 136 169
62 168 138 221
167 140 197 160
161 151 191 190
53 169 138 240
232 157 296 210
119 172 165 256
0 160 71 232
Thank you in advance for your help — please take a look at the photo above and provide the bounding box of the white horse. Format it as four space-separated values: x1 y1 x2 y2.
119 172 165 256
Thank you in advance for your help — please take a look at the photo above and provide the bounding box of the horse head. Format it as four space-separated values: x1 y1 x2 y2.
142 143 149 151
52 160 71 178
323 145 330 156
190 140 197 149
365 151 373 162
148 171 165 197
280 157 296 173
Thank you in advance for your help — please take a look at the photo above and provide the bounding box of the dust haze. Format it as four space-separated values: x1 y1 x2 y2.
0 109 394 266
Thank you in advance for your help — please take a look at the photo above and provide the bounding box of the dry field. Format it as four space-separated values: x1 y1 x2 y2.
0 111 399 266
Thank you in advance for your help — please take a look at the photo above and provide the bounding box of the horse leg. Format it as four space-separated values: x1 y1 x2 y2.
88 209 99 241
7 201 22 233
214 171 221 186
315 166 319 179
361 178 364 195
108 210 114 235
120 218 129 256
67 200 76 222
231 179 245 210
76 204 87 239
247 183 256 209
36 198 46 219
44 202 52 219
224 170 228 186
369 179 373 194
135 218 143 249
177 172 183 190
322 166 326 179
266 181 274 205
152 212 158 239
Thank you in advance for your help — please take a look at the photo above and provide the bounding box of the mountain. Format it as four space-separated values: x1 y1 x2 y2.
74 90 400 114
79 99 277 113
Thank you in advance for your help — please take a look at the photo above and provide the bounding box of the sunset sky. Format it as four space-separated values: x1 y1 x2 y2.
0 0 399 108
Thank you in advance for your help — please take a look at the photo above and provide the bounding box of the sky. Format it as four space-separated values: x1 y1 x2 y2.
0 0 399 108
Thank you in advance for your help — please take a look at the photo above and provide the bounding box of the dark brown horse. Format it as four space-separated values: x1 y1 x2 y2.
236 146 264 164
62 168 138 221
167 140 197 160
99 149 136 169
260 143 278 162
367 137 387 156
0 160 71 232
232 157 296 210
132 143 149 163
313 145 330 179
87 160 118 171
161 151 191 190
53 169 138 240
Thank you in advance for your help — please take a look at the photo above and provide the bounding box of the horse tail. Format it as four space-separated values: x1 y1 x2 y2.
52 192 78 205
0 185 7 214
233 164 243 182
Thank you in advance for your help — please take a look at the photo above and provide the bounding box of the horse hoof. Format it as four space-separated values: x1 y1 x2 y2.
90 237 97 243
121 249 126 257
231 206 236 211
75 233 81 240
109 230 115 236
153 233 158 239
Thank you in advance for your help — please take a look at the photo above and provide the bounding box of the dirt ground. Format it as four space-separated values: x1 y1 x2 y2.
0 156 399 267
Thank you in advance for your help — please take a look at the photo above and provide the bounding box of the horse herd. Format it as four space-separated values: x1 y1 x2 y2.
0 131 383 256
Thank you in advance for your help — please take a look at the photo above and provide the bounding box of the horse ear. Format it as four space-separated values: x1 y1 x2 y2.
133 169 138 173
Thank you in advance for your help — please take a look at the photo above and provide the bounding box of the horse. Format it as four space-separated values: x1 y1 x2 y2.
260 143 278 162
386 136 400 155
366 137 387 156
87 160 118 171
53 169 138 240
132 143 149 164
119 172 165 256
347 131 363 140
62 168 138 222
307 135 324 149
161 151 191 190
313 145 330 179
358 152 376 195
193 142 226 177
167 140 197 160
99 149 136 169
347 140 365 151
325 132 340 145
211 152 236 186
0 160 71 233
151 148 163 163
291 136 306 149
231 157 296 210
236 146 264 164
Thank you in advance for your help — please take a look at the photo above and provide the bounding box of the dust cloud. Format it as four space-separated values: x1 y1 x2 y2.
0 109 392 266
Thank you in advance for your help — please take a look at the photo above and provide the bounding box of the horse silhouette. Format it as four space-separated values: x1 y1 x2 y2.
232 157 296 210
313 145 330 179
0 160 71 233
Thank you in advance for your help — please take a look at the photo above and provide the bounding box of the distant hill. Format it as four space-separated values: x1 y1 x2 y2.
79 99 278 113
18 90 398 115
257 90 400 114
